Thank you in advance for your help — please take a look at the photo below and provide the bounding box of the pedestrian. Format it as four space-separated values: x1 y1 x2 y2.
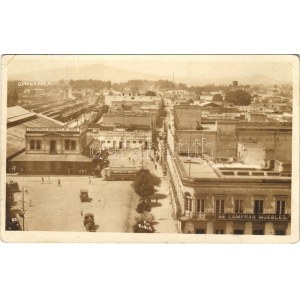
57 178 61 187
129 156 131 162
48 176 50 184
88 177 92 185
41 177 44 184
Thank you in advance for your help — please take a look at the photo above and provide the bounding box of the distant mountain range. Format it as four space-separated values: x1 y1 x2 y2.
8 63 291 86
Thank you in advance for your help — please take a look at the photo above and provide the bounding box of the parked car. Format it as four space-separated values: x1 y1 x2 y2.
83 213 98 232
80 189 92 202
6 214 21 231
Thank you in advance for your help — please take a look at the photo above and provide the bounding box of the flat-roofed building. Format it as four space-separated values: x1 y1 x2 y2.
165 105 292 235
89 127 151 150
102 112 154 129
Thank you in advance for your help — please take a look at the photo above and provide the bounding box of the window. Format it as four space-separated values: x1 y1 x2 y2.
65 140 70 150
30 140 35 150
107 140 111 143
71 141 76 150
276 197 286 214
184 198 192 212
196 198 205 213
195 229 206 234
215 229 224 234
254 200 264 214
234 229 244 235
234 199 244 213
36 140 41 150
215 198 225 214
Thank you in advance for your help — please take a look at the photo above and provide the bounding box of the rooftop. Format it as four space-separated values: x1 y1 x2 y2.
7 106 36 124
175 155 291 181
7 115 65 159
178 157 218 178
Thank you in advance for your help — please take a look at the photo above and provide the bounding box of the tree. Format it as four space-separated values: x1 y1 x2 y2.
101 105 109 114
212 94 223 102
225 90 251 106
133 169 161 201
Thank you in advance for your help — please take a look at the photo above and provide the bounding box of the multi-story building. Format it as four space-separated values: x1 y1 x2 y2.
165 105 292 235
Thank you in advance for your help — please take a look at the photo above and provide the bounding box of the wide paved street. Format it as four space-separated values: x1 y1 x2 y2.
7 149 178 233
7 175 139 232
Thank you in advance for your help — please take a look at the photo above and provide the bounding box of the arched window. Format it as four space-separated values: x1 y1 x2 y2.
183 192 192 213
30 140 35 150
71 141 76 150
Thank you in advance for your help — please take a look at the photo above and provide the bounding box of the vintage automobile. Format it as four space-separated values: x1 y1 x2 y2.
6 214 21 231
80 189 92 202
83 213 98 232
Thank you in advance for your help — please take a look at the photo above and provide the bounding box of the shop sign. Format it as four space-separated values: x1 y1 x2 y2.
217 213 291 222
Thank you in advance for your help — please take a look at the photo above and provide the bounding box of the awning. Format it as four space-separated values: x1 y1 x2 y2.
11 153 93 162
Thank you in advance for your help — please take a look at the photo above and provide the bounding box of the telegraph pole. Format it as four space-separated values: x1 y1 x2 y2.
22 186 25 231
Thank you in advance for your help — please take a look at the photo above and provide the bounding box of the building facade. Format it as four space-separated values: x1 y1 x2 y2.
11 127 93 174
165 105 292 235
90 129 152 150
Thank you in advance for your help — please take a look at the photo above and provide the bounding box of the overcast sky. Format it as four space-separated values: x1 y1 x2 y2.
4 55 294 84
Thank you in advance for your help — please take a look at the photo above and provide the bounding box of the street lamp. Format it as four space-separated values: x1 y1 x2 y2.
201 136 206 158
16 186 31 231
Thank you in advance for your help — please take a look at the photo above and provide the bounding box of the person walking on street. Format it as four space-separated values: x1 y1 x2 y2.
88 177 92 185
57 178 62 187
154 163 157 171
41 177 44 184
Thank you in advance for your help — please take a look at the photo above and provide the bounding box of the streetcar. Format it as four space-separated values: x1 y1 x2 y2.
104 166 139 181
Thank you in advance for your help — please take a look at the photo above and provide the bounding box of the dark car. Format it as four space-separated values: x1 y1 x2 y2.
6 214 21 231
80 189 92 202
83 213 98 232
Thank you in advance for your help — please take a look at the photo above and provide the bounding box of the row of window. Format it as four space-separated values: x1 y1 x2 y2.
29 140 77 150
101 140 144 144
65 140 76 150
195 229 286 235
185 197 288 214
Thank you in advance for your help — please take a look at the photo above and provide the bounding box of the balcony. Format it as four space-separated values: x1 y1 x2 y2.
180 212 215 221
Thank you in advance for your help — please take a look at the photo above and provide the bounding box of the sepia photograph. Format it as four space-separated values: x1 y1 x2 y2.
1 54 299 242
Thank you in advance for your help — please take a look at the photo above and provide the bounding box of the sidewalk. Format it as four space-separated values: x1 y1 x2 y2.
150 162 179 233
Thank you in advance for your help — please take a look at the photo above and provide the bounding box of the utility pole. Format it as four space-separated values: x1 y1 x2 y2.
188 127 192 178
22 186 25 231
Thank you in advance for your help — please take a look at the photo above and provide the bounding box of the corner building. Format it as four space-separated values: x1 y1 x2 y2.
166 105 292 235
